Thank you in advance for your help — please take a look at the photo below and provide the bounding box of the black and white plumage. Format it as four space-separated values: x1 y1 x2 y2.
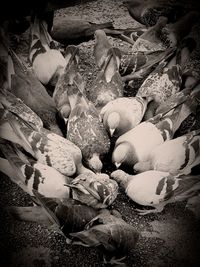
161 11 199 48
111 169 200 215
66 172 118 209
0 105 92 177
67 83 110 173
88 47 123 110
29 16 66 86
70 209 139 264
136 54 182 119
132 16 168 52
7 198 99 235
0 89 43 131
112 95 195 169
0 141 71 199
51 18 114 45
124 0 199 27
53 45 84 124
134 130 200 174
1 39 63 135
100 96 147 137
182 24 200 87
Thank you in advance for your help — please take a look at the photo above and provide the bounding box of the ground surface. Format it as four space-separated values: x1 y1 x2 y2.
0 0 200 266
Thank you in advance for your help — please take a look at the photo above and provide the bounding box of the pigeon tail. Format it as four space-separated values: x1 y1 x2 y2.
0 108 36 156
6 206 51 225
32 190 65 237
103 47 121 83
0 35 15 89
0 141 34 195
173 175 200 202
89 21 114 33
29 16 50 63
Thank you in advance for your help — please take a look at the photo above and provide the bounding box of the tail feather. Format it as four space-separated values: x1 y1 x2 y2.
0 157 16 179
0 90 43 131
0 33 15 89
6 206 52 225
122 47 176 83
0 142 33 195
64 45 79 66
156 82 200 117
0 109 35 156
40 20 54 47
174 175 200 201
8 47 27 74
90 21 114 31
29 16 49 63
32 190 65 236
103 47 121 83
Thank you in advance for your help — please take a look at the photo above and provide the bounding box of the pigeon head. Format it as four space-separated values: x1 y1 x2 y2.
64 45 79 64
134 161 151 173
94 29 107 42
111 170 132 189
107 112 120 136
88 153 103 173
112 142 133 168
49 65 65 86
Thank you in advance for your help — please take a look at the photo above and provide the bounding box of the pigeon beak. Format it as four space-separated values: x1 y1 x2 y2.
115 162 121 169
64 118 68 125
109 128 115 137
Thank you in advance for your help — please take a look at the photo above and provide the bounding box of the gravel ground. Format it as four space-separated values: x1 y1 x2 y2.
1 1 200 266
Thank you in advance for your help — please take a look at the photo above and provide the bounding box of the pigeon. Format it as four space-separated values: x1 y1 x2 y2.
121 49 168 77
66 82 110 173
1 37 63 135
121 46 176 84
161 11 199 48
136 51 184 119
65 172 118 209
7 198 99 235
29 15 66 86
123 0 199 27
88 47 123 110
70 209 139 264
112 96 194 169
100 96 148 137
0 89 43 131
0 106 93 177
111 169 200 214
93 29 112 69
132 16 168 53
0 140 71 199
53 45 84 124
51 18 114 45
105 26 146 45
134 129 200 174
155 81 200 116
182 24 200 88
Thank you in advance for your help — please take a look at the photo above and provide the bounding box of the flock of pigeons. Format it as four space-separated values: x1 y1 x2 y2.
0 0 200 263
